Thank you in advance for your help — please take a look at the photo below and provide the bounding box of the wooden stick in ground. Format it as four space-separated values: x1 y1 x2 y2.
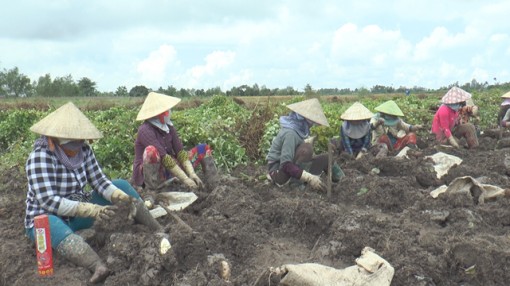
159 204 194 233
327 143 333 199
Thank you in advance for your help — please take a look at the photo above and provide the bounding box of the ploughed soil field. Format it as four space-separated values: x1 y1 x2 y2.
2 130 510 286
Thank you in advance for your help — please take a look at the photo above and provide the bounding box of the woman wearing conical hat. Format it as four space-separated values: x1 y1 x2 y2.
24 102 169 284
498 91 510 127
333 102 373 158
133 92 218 192
431 87 479 149
266 98 343 192
370 100 423 157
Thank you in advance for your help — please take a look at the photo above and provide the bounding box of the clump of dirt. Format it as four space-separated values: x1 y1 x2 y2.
2 131 510 285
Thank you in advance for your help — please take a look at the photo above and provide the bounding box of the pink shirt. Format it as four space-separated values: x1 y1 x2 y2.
431 104 458 142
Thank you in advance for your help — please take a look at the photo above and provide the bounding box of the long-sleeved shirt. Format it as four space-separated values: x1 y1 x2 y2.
266 128 304 178
132 121 184 186
25 143 116 229
370 117 412 145
340 125 371 154
431 104 458 142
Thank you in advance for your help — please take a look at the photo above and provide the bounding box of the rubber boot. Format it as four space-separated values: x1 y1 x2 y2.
201 156 219 190
133 198 163 232
332 163 344 183
133 199 172 254
56 233 109 284
143 163 163 191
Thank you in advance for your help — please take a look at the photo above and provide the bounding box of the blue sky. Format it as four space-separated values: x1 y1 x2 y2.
1 0 509 92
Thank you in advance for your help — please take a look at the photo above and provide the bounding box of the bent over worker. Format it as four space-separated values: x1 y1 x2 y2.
266 98 343 192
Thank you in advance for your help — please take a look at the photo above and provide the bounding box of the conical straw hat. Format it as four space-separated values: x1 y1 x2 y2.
501 91 510 99
30 102 103 139
375 100 404 117
340 102 373 120
286 98 329 127
441 87 471 104
136 92 182 121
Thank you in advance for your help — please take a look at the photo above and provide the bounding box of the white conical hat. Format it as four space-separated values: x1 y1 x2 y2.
30 102 103 139
441 87 471 104
340 102 373 120
136 92 182 121
501 91 510 99
286 98 329 127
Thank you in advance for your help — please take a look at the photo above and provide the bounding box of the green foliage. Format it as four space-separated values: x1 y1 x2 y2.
172 95 250 171
1 89 507 180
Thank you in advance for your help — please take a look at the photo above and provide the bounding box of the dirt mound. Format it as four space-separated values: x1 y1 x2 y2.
2 133 510 285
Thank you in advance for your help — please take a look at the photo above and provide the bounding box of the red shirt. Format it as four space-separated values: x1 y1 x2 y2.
431 104 458 142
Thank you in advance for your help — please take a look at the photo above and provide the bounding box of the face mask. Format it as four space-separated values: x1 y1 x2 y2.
61 140 84 152
382 114 397 121
447 103 462 111
158 110 172 124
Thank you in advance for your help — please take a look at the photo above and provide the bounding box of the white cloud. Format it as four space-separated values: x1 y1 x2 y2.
178 51 236 88
331 23 407 65
136 44 177 85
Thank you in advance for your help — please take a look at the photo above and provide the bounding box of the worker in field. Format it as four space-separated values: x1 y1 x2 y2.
370 100 423 158
498 91 510 127
132 92 218 192
24 102 169 284
431 87 479 149
266 98 343 192
330 102 373 159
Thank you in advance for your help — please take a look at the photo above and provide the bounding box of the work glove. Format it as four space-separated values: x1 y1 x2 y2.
183 160 205 189
300 171 326 192
376 118 385 127
413 124 423 131
304 136 316 145
75 202 117 221
111 189 134 205
448 136 460 148
162 155 198 190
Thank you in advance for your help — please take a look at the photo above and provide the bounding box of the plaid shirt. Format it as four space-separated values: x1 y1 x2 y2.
25 143 114 228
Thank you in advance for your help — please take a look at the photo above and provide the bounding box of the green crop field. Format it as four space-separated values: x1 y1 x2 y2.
0 89 504 180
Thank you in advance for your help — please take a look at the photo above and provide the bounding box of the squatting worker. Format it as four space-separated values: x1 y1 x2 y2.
332 102 373 159
132 92 218 192
498 91 510 127
266 98 343 192
24 102 167 284
431 87 479 149
370 100 423 158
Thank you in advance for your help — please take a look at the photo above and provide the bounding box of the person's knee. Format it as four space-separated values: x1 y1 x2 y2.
112 179 141 199
295 143 313 162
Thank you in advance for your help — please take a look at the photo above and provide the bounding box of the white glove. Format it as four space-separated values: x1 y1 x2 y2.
300 171 326 192
111 189 133 204
448 136 460 148
75 202 117 221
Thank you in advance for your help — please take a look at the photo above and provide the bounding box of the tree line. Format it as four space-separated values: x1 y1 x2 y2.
0 65 508 98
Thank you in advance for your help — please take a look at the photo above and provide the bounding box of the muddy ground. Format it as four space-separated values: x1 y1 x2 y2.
2 131 510 286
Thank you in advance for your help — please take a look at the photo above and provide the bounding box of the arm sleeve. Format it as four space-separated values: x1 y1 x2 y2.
399 120 412 133
279 133 304 179
83 147 115 199
362 132 372 149
340 127 354 154
26 150 64 214
437 109 453 139
502 109 510 126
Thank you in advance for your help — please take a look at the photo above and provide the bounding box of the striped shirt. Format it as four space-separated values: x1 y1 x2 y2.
25 142 115 228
